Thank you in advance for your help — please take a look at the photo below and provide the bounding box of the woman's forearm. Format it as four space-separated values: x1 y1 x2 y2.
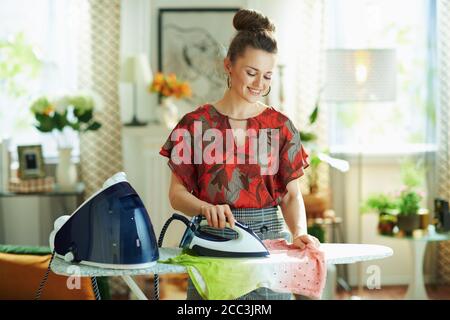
170 189 210 217
279 191 308 238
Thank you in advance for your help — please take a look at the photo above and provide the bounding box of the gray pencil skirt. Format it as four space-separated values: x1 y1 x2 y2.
186 206 293 300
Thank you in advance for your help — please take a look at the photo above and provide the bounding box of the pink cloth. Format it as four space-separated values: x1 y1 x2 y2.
263 239 327 299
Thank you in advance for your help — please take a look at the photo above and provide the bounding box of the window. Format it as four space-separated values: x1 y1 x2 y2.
325 0 436 154
0 0 80 160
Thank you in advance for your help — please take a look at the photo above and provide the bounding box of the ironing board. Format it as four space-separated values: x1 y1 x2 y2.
50 243 393 300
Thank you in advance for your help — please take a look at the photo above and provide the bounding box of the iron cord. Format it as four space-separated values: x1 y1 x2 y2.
35 249 101 300
91 276 101 300
154 213 191 300
35 250 56 300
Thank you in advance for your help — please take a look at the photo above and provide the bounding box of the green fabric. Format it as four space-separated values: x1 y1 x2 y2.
160 252 265 300
0 244 52 256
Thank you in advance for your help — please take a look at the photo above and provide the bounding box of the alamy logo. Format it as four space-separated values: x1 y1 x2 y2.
169 121 281 175
66 265 81 290
366 265 381 290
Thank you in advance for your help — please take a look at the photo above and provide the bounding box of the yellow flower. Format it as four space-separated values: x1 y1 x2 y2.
148 72 191 99
43 104 55 116
180 82 192 98
154 72 164 85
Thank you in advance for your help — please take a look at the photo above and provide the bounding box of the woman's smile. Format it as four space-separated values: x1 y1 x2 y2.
247 87 262 96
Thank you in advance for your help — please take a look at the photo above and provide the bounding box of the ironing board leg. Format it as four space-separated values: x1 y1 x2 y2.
121 275 148 300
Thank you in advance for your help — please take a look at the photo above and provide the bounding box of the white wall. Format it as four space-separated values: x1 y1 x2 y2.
120 0 246 124
119 0 304 123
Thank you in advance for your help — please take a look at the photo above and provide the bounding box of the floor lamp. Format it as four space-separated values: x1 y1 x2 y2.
120 54 153 126
323 49 397 297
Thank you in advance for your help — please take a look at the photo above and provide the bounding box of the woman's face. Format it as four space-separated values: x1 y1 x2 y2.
225 47 276 103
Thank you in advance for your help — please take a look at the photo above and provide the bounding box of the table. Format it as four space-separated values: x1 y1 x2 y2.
380 226 450 300
51 243 393 300
0 183 85 245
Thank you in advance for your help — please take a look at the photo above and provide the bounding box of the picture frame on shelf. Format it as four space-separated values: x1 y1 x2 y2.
157 7 239 113
17 145 46 180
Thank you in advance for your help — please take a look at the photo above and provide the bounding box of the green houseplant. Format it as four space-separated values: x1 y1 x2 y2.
362 193 398 235
396 160 426 235
30 94 102 189
396 189 422 235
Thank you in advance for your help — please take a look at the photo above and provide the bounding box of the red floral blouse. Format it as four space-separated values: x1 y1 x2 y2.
159 104 309 209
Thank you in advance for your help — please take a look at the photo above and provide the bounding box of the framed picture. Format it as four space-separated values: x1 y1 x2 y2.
17 145 45 179
158 7 240 112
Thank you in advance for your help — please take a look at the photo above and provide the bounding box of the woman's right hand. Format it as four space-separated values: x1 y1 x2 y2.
200 204 236 229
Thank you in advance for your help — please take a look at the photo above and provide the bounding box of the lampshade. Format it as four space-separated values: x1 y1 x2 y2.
323 49 396 102
120 53 153 85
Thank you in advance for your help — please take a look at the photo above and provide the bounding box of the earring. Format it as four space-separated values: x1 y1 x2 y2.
262 86 271 97
227 75 231 89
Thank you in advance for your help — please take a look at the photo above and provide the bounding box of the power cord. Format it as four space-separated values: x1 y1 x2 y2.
35 250 56 300
35 250 102 300
91 276 101 300
154 213 191 300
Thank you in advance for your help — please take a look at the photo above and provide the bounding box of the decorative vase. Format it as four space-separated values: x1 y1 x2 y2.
157 97 179 129
56 147 77 190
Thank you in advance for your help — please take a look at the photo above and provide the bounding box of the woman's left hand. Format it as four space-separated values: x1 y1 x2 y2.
293 234 320 249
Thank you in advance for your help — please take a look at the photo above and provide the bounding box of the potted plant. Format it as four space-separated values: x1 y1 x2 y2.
397 189 422 236
362 193 398 235
395 159 427 235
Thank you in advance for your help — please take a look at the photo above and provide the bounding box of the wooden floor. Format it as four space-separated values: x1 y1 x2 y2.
114 275 450 300
336 285 450 300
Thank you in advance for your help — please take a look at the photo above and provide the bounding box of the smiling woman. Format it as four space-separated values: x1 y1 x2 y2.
159 8 317 301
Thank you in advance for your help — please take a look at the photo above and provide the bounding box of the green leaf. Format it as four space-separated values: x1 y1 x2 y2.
309 103 319 125
300 132 317 142
76 109 93 123
53 112 68 131
69 123 80 131
85 121 101 131
310 155 322 167
34 114 55 132
35 124 53 133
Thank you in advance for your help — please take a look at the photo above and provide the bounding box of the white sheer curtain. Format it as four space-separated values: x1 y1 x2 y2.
0 0 81 159
291 0 327 193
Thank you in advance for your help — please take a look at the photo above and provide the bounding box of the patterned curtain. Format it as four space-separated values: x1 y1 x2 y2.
290 0 328 193
77 0 123 197
437 0 450 284
75 0 128 298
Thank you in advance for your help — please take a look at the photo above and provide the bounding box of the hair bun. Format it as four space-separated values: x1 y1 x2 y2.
233 9 276 33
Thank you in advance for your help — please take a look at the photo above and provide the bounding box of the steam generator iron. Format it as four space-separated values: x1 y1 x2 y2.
163 214 269 258
49 172 159 269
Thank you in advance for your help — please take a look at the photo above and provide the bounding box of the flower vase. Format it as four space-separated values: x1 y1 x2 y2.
157 97 179 129
56 147 77 190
